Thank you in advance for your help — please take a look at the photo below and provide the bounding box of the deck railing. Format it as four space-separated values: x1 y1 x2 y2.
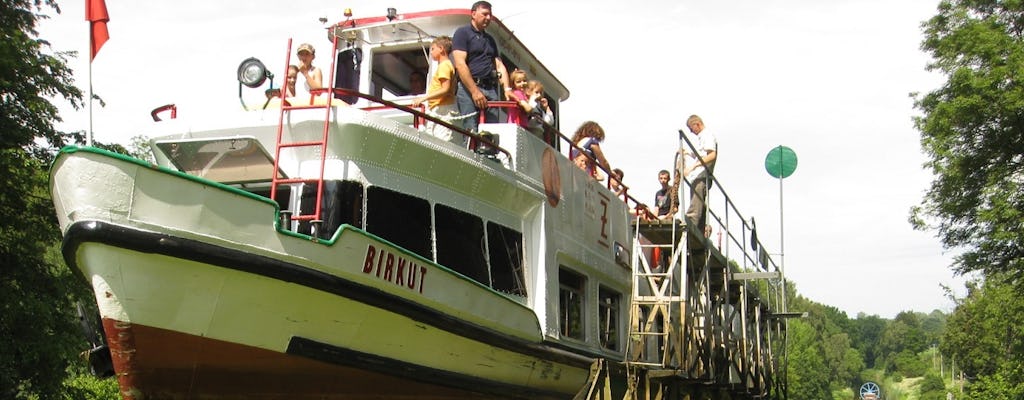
300 89 782 286
677 132 786 311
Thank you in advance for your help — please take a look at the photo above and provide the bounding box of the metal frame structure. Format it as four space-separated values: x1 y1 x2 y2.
608 132 793 400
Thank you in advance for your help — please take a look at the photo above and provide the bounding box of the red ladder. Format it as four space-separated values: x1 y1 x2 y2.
270 36 340 236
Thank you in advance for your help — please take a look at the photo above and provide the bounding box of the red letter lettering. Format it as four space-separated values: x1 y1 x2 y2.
600 199 609 240
408 262 417 290
384 253 395 282
363 245 376 273
418 266 427 294
396 258 406 286
376 249 385 277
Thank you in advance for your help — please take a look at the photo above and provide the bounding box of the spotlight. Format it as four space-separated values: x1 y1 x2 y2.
237 57 273 88
236 57 277 110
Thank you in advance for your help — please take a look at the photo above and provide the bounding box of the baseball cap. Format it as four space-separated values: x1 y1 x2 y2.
297 43 315 55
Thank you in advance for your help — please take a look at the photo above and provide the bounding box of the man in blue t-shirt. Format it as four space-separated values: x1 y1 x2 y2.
452 1 511 133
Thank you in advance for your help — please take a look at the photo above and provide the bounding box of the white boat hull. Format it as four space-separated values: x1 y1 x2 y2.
54 148 595 399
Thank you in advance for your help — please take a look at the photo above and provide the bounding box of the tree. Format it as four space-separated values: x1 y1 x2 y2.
851 313 886 369
1 0 84 153
941 275 1024 397
912 0 1024 280
785 319 831 399
0 1 89 398
918 372 947 400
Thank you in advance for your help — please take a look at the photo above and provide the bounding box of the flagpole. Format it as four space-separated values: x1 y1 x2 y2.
87 36 93 147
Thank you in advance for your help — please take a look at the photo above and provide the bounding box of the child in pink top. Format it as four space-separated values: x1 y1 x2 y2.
507 69 530 128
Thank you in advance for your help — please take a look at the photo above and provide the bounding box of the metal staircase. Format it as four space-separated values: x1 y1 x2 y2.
627 219 684 369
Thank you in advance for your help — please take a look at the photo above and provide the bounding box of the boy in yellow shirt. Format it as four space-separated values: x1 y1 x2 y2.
412 36 463 147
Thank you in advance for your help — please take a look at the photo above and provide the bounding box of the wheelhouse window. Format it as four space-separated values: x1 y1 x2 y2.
366 187 432 260
155 137 283 184
598 286 621 351
487 222 526 297
559 267 585 340
370 47 429 99
434 204 487 284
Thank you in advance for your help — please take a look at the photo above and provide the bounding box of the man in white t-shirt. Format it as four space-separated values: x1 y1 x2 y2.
676 114 717 230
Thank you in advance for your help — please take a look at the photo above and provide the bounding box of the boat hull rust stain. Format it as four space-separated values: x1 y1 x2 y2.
100 318 516 399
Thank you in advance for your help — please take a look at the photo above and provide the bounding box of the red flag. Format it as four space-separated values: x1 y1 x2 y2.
86 0 109 61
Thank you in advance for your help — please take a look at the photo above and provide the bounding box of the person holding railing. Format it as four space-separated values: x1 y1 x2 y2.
611 168 626 196
411 36 462 146
452 1 511 133
570 121 612 181
677 114 718 231
507 69 531 128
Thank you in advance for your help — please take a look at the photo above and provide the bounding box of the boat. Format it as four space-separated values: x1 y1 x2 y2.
52 7 791 400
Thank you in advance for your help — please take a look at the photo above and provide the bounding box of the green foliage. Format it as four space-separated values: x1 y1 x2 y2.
878 311 929 372
851 313 886 369
918 372 946 399
61 368 119 400
0 0 84 153
127 135 155 162
786 319 831 399
913 0 1024 280
893 350 927 378
942 276 1024 397
0 1 91 398
965 371 1024 399
0 154 90 399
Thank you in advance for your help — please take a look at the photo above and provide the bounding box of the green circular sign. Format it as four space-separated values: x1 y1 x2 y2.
765 145 797 179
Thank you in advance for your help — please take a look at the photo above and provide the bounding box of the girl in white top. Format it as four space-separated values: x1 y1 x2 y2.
295 43 323 97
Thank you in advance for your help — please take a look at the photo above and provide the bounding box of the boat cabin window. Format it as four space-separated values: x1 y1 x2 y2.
435 205 527 296
598 286 621 351
366 187 432 260
370 46 429 99
486 222 526 297
558 267 585 340
299 180 363 239
155 137 284 184
435 204 487 284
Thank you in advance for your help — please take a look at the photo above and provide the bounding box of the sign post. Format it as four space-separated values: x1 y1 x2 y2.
764 145 797 399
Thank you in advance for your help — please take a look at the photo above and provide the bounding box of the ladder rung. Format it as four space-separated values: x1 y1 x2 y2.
625 361 666 368
291 215 321 221
278 141 327 148
274 178 321 184
282 104 331 111
636 272 670 277
638 244 675 249
630 331 669 337
633 296 684 302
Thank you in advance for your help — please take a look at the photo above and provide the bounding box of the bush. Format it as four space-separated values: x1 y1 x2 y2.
893 350 927 377
918 372 946 400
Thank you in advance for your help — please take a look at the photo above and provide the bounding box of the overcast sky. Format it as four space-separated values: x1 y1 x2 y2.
39 0 970 318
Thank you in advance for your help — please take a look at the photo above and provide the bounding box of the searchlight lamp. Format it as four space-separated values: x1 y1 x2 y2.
237 57 273 88
236 57 277 110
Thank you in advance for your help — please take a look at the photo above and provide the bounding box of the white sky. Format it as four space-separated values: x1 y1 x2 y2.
38 0 969 318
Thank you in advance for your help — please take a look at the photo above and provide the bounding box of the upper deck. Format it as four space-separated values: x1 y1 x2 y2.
317 8 567 127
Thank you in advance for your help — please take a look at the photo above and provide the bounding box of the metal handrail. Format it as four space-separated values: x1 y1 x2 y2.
677 132 781 275
311 88 514 164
